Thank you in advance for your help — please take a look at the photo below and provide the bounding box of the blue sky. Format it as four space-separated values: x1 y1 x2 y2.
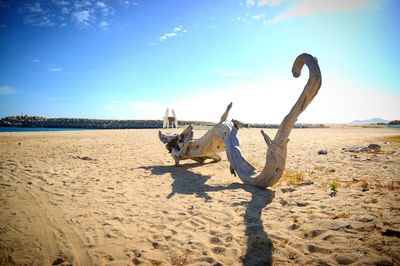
0 0 399 123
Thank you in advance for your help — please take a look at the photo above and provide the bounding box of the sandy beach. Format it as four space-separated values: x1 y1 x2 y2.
0 126 399 266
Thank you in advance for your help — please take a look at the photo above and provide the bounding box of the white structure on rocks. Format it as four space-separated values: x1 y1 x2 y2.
163 108 178 129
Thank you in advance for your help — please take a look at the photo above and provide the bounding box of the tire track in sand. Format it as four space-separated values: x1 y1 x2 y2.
0 169 92 266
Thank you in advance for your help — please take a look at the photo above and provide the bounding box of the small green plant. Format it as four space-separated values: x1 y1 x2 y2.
330 179 339 196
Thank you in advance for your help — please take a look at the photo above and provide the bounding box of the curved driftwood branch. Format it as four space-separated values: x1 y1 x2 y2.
224 53 322 187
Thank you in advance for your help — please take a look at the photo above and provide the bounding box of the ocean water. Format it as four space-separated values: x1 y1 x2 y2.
387 125 400 129
0 127 95 132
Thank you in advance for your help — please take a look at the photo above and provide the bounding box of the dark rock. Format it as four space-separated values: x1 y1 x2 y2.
334 254 358 265
281 187 296 193
382 229 400 238
367 143 381 151
279 199 288 206
318 149 328 155
296 201 309 207
52 257 64 265
290 223 300 230
343 144 381 153
299 180 314 186
355 214 375 222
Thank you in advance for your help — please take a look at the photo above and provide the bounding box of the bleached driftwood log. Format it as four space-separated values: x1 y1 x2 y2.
159 53 321 188
223 53 322 187
158 103 234 165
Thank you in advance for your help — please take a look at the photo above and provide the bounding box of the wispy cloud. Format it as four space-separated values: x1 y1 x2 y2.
247 0 283 7
159 26 187 42
0 86 16 95
119 0 139 7
252 13 266 20
99 20 109 29
268 0 368 23
32 59 40 63
49 67 63 72
6 1 137 29
214 69 253 77
72 10 92 27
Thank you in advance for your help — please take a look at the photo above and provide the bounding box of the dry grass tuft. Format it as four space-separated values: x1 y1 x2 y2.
381 135 400 144
278 170 305 186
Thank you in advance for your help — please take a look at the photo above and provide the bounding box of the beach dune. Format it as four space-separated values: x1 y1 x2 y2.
0 126 399 265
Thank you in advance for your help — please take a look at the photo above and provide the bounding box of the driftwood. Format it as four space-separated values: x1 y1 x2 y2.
159 107 229 165
159 53 322 188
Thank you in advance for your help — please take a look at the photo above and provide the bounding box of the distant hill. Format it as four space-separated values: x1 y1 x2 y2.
350 118 389 124
389 120 400 125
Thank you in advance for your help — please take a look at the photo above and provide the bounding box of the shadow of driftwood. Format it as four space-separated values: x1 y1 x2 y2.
140 163 274 265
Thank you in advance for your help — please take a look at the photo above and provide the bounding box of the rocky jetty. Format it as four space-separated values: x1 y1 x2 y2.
0 115 326 130
249 123 326 129
0 115 218 129
0 115 163 129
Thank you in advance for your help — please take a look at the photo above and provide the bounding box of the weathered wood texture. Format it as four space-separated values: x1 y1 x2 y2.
224 53 322 187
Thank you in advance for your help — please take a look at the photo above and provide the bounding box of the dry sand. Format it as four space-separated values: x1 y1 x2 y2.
0 126 399 266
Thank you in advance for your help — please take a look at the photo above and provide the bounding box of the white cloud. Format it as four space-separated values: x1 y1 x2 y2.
0 86 16 95
247 0 282 7
252 13 265 20
96 1 114 16
165 32 177 38
233 15 252 24
13 1 133 30
119 0 139 7
61 6 71 14
72 10 92 27
268 0 367 23
32 59 40 63
96 1 106 8
258 0 283 6
99 20 109 29
53 0 70 6
159 25 187 41
23 14 56 27
26 2 43 13
246 0 255 6
49 67 63 72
